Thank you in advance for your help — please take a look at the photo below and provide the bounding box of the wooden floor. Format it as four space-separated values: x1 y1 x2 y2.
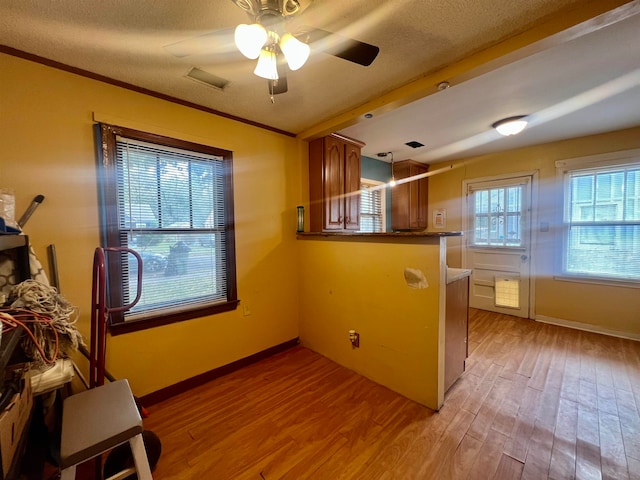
109 310 640 478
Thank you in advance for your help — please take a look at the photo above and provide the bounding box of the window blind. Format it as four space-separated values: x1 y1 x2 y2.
360 183 383 232
563 163 640 281
115 136 228 320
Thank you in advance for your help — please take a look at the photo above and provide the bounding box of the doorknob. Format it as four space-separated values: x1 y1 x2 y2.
521 255 528 261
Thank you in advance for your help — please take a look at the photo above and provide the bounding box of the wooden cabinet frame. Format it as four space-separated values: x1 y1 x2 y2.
391 160 429 230
309 134 364 232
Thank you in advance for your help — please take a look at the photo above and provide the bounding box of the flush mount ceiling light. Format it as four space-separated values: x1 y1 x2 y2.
492 116 529 136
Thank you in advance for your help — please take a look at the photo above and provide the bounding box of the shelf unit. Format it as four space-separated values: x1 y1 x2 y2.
0 234 31 480
0 234 30 379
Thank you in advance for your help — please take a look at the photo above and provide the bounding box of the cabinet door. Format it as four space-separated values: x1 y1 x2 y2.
323 136 345 230
391 161 411 230
418 174 429 228
445 277 469 392
343 142 361 230
409 163 429 229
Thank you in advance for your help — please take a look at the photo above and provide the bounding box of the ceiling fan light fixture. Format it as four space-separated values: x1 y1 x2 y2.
254 47 279 80
492 116 528 136
280 33 310 70
234 23 268 59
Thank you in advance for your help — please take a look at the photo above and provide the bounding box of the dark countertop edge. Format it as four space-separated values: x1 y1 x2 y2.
297 231 463 239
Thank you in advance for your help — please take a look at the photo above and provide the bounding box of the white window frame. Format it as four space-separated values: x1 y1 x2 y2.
555 148 640 287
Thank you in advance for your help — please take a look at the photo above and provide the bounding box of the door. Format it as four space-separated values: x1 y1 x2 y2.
463 174 534 318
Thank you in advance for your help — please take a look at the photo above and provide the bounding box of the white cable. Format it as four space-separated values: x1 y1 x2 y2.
7 279 84 367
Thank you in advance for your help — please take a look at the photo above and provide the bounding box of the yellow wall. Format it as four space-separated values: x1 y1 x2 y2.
3 50 639 407
0 53 305 396
297 237 445 409
429 127 640 336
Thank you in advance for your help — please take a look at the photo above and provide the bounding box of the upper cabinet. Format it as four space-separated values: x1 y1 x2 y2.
391 160 429 230
309 134 364 232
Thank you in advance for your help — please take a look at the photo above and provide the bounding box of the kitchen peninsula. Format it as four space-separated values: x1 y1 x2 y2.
297 230 466 410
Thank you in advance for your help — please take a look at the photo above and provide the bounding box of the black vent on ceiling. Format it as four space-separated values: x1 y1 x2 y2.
405 141 425 149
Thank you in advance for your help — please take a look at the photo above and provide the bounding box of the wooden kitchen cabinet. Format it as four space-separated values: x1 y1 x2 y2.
309 134 364 232
444 274 470 392
391 160 429 230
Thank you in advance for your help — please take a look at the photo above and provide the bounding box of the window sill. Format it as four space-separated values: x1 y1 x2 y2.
297 231 462 238
553 275 640 289
468 245 526 251
109 299 240 335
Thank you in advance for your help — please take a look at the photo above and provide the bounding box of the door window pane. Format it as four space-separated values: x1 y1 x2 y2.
472 185 523 247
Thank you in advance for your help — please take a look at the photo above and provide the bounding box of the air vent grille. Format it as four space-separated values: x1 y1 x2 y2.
405 141 425 149
186 68 229 91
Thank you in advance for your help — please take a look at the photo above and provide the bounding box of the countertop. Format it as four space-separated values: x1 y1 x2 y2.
298 231 463 238
446 268 473 284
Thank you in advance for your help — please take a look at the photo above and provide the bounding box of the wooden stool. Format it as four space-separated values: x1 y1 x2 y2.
60 379 152 480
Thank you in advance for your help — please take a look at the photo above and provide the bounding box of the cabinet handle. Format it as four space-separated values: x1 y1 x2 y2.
345 216 350 223
338 216 343 223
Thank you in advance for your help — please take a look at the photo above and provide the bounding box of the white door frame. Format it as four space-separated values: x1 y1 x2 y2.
462 170 539 319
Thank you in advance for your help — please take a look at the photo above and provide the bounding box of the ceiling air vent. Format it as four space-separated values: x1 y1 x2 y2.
405 141 425 149
185 67 229 91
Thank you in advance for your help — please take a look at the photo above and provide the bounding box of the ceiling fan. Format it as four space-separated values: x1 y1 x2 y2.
166 0 380 96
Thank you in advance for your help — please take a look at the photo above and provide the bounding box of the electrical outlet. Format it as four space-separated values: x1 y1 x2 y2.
349 330 360 348
242 304 251 316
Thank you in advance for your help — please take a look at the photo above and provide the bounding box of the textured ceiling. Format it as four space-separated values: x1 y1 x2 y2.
341 10 640 163
1 0 639 162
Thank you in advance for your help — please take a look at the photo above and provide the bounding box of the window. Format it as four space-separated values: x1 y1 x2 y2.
97 124 237 333
359 179 385 232
470 184 524 247
557 150 640 283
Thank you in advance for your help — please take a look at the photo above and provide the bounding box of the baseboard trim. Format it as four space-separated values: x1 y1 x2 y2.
535 315 640 341
139 337 300 406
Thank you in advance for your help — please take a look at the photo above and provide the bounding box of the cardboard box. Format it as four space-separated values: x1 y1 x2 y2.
0 369 33 479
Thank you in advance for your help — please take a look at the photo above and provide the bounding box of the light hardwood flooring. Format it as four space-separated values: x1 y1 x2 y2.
138 308 640 479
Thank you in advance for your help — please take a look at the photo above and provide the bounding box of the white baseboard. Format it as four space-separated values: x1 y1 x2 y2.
535 315 640 342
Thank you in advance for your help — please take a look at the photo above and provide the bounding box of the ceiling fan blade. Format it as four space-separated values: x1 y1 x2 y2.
269 56 288 95
298 26 379 66
269 76 288 95
164 28 236 58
